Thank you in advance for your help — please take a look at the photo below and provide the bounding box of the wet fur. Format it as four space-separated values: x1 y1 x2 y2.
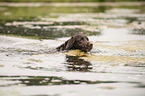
56 34 93 52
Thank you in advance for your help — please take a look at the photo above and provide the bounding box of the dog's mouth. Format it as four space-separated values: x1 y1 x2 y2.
81 43 93 52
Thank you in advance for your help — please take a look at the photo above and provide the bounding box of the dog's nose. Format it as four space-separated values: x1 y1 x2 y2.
88 43 93 47
90 43 93 46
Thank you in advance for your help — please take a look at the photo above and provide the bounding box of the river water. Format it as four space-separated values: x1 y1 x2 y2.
0 2 145 96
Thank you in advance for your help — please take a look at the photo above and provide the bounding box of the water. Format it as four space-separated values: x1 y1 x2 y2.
0 2 145 96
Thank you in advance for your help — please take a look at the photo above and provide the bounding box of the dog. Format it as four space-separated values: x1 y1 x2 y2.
56 34 93 52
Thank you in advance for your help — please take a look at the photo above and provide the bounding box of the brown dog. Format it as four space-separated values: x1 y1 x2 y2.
56 34 93 52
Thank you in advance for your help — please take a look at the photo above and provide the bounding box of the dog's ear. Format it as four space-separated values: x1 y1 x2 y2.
65 36 75 50
85 36 89 41
56 36 75 51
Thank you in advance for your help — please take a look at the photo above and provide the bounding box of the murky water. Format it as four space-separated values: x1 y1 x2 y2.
0 2 145 96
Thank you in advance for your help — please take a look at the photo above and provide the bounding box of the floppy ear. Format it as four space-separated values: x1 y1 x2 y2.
85 36 89 41
56 36 75 51
65 36 75 50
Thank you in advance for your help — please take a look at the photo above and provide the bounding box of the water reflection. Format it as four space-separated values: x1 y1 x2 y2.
64 55 93 71
0 22 100 39
0 47 57 55
0 75 119 87
0 75 142 87
0 5 109 22
125 17 138 24
98 6 107 13
132 28 145 35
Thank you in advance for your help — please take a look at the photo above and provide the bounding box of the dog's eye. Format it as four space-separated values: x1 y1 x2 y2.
80 38 84 40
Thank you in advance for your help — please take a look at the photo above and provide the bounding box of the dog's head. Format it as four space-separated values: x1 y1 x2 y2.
65 35 93 52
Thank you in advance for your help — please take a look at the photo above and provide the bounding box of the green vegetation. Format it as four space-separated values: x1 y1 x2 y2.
0 0 144 2
0 6 109 23
0 1 144 39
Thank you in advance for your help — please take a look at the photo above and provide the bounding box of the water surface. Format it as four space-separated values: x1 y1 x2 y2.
0 2 145 96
